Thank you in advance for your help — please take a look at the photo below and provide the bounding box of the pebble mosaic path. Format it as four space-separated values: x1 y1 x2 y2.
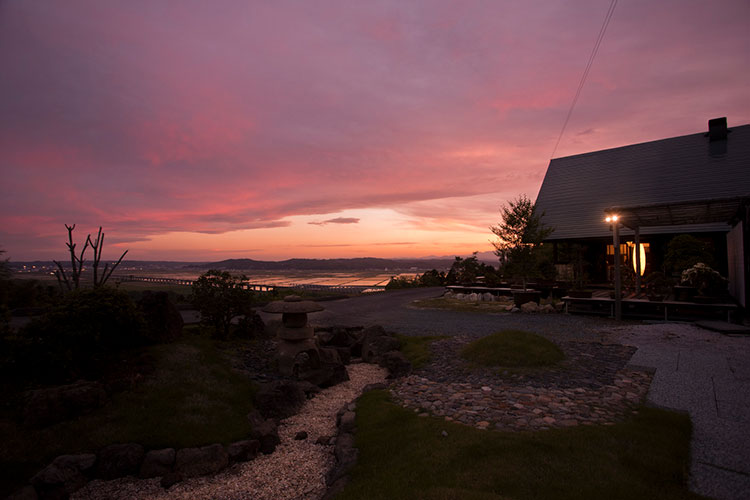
390 335 653 431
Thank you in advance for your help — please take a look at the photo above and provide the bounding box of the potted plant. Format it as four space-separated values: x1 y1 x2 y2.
680 263 728 303
644 272 671 301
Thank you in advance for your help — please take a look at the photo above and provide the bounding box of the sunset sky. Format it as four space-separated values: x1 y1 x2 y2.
2 0 749 262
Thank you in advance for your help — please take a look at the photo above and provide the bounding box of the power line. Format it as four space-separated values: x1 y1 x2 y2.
550 0 618 159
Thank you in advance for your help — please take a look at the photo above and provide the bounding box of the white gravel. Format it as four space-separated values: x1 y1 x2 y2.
73 363 388 500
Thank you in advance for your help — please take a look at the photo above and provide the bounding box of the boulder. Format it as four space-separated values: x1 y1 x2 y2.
455 293 466 300
378 351 412 379
236 312 266 339
160 471 183 489
254 380 307 420
137 291 183 343
482 293 495 302
361 330 400 363
23 381 107 427
247 410 281 454
361 382 387 393
333 346 352 365
31 454 96 499
174 444 228 478
6 486 38 500
95 443 145 479
227 440 260 463
139 448 175 479
327 432 358 485
520 302 540 313
339 411 356 434
541 304 556 313
467 293 479 301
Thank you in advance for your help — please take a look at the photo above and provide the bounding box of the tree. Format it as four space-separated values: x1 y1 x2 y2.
191 270 255 340
53 224 128 291
490 195 554 289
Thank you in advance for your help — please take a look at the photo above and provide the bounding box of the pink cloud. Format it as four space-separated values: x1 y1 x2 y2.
1 0 749 260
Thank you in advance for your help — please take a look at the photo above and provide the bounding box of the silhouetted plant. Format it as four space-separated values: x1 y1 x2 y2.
664 234 714 275
15 287 146 383
191 270 255 340
53 224 128 291
490 195 554 289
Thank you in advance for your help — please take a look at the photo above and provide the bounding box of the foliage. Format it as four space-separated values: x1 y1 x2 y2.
191 270 255 340
460 330 564 368
336 391 702 500
445 254 502 285
643 272 673 300
417 269 447 287
385 276 419 290
680 263 728 296
664 235 715 275
557 243 590 289
11 287 146 383
490 195 554 289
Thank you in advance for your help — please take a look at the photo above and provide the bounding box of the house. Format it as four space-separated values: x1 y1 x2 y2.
534 117 750 309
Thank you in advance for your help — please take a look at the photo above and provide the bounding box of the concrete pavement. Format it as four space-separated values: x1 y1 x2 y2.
614 323 750 500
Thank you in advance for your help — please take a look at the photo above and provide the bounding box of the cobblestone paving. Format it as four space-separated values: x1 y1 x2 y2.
391 334 653 431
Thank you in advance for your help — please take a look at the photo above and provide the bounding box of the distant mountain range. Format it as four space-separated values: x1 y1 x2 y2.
10 253 499 272
184 257 457 271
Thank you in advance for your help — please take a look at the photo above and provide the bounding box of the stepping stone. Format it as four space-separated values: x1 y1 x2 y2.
695 321 750 335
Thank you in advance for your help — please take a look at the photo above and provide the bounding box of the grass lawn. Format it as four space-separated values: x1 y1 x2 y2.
461 330 564 368
0 328 256 496
336 391 707 500
396 334 449 368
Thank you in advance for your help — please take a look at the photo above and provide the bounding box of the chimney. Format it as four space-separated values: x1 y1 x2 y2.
708 117 728 142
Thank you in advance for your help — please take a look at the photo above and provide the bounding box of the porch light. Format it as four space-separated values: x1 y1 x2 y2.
605 215 619 222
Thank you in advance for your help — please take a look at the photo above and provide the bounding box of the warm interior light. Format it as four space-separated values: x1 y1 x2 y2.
631 243 646 276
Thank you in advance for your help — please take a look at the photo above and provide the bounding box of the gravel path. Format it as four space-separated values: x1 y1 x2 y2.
73 364 387 500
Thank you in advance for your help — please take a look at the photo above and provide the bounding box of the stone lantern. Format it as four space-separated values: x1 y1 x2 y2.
262 295 324 377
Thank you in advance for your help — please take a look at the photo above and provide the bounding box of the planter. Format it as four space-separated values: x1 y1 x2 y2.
673 285 697 302
512 290 541 307
567 290 593 299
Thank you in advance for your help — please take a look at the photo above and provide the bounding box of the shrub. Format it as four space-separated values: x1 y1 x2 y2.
13 287 146 383
385 276 419 290
664 235 714 275
191 270 255 340
680 263 727 296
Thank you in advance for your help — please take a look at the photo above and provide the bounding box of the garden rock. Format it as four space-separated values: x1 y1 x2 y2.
247 410 281 454
95 443 145 479
137 291 183 343
139 448 175 478
379 350 412 379
160 471 182 489
339 411 356 433
31 454 96 499
174 444 228 478
6 486 38 500
361 333 400 363
482 293 495 302
227 440 260 462
254 380 307 420
541 304 556 313
521 302 539 313
23 380 107 427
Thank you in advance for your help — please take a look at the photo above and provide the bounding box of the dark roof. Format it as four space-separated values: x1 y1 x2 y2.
534 123 750 240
